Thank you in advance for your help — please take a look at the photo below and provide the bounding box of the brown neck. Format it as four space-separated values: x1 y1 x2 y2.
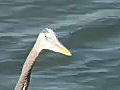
15 39 42 90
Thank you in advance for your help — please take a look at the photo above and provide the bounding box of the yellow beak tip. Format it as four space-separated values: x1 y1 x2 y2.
66 53 72 56
58 46 72 56
62 51 72 56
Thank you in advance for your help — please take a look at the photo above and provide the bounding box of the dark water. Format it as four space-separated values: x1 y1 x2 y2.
0 0 120 90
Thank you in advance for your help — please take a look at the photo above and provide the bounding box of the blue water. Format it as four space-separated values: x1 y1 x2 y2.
0 0 120 90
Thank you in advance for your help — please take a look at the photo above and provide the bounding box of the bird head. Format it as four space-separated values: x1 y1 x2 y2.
37 28 72 56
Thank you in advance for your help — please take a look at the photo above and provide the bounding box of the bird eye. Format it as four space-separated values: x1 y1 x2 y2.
45 35 47 38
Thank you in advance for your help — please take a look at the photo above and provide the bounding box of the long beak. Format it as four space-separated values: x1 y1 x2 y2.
53 41 72 56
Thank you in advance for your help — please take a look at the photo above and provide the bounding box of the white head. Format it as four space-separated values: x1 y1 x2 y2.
36 28 72 56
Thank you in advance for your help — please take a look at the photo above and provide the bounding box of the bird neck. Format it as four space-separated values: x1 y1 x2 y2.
15 38 42 90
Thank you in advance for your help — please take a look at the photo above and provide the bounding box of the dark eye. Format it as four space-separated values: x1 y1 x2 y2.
45 35 47 38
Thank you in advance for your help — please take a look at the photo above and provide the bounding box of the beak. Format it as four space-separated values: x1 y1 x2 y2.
54 41 72 56
58 46 72 56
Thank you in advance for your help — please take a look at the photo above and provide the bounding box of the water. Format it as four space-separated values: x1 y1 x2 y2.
0 0 120 90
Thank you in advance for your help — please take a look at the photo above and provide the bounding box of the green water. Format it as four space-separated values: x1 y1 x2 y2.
0 0 120 90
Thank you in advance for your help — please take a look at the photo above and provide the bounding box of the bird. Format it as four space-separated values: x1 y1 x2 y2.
15 28 72 90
